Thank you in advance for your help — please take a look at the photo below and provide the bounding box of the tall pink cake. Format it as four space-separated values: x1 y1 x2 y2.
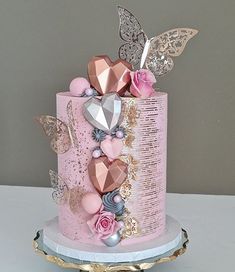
36 6 197 250
56 92 167 246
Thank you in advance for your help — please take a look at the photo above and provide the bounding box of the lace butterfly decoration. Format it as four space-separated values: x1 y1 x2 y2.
117 6 198 76
35 100 79 154
49 170 83 213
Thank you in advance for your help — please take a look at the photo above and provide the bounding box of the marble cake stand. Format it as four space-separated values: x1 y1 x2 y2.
33 216 189 271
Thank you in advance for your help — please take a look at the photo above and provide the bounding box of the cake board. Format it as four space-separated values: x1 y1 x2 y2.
33 215 189 272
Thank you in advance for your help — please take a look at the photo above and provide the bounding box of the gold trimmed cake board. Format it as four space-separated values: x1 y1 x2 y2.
33 228 188 272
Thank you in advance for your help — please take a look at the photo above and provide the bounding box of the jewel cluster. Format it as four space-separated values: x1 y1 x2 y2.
74 77 129 246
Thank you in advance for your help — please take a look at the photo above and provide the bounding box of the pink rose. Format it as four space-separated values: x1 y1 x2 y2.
87 206 120 240
130 69 156 98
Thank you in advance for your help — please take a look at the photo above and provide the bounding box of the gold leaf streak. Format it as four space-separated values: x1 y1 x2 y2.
66 100 79 149
122 99 140 148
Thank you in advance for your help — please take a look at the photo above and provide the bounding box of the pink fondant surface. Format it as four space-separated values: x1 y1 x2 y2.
57 91 167 246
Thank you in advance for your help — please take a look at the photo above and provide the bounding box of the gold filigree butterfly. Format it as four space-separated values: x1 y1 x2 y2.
35 100 78 154
118 6 198 76
49 170 83 213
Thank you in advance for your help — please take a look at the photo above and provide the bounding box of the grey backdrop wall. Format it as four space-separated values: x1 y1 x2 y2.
0 0 234 194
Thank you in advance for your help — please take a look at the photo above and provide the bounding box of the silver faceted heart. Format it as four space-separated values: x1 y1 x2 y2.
83 93 123 133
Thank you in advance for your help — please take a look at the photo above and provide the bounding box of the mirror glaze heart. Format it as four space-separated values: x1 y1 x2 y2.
83 93 123 133
88 55 132 96
88 156 128 194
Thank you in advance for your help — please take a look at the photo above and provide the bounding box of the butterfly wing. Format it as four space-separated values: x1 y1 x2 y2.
49 170 69 204
68 187 85 214
145 28 198 76
118 6 147 66
36 115 72 154
119 41 146 67
153 28 198 57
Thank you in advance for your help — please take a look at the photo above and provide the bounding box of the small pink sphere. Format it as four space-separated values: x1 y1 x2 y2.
118 221 125 228
69 77 90 96
92 149 102 158
116 130 124 139
113 194 122 203
81 193 102 214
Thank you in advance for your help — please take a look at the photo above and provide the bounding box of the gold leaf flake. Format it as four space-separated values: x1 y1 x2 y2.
121 216 141 239
124 133 135 148
119 180 132 201
120 154 139 181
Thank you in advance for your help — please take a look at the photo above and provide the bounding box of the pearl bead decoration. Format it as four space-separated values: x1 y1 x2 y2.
113 194 122 203
116 130 124 139
85 88 94 96
92 148 102 158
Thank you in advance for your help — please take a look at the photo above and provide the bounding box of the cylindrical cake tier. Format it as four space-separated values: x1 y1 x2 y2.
57 92 167 246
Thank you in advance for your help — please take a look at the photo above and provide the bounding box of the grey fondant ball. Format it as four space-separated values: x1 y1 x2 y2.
102 231 121 247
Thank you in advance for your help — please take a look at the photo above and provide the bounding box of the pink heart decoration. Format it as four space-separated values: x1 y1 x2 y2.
101 136 123 161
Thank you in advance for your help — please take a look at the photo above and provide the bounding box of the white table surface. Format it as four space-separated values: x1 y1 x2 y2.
0 185 234 272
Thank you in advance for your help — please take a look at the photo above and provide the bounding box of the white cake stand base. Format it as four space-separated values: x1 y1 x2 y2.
33 215 189 271
43 215 181 263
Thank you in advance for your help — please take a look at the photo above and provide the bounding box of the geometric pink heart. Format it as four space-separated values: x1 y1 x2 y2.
100 135 123 161
88 55 132 96
88 157 128 194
